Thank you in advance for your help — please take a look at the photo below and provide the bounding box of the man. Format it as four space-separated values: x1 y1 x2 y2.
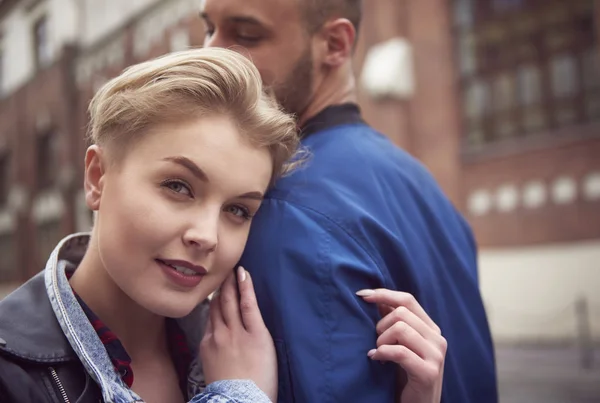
201 1 498 402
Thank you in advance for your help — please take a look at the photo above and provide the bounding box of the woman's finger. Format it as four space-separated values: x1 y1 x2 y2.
376 321 430 361
205 318 213 338
209 290 225 332
368 344 441 386
357 289 440 333
219 271 243 329
376 306 441 343
378 303 394 318
237 267 266 333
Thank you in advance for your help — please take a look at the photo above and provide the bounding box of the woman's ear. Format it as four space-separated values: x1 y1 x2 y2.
84 145 106 211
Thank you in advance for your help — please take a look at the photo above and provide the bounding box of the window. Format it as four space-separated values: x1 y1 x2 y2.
453 0 599 147
37 220 62 266
36 131 56 191
0 232 16 282
0 41 4 97
33 14 51 69
170 28 191 52
0 153 9 206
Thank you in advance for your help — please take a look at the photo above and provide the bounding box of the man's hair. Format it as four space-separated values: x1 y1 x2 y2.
88 48 300 186
301 0 362 36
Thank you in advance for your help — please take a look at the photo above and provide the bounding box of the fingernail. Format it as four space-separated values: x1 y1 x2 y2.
238 266 247 282
367 349 377 358
356 289 375 297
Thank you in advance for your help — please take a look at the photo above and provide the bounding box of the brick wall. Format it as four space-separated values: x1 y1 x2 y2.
0 47 79 279
355 0 600 248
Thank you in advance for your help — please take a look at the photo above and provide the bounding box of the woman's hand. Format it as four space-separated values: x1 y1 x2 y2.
357 289 447 403
200 267 277 402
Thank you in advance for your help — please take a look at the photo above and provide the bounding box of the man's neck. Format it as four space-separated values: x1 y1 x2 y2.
297 65 358 127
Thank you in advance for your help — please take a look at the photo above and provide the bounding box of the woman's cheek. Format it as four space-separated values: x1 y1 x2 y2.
218 230 249 270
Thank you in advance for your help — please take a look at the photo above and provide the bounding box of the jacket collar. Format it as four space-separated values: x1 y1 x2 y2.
0 233 208 403
299 103 365 139
0 271 76 363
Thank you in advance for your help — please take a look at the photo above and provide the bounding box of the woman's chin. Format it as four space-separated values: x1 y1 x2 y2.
135 292 201 319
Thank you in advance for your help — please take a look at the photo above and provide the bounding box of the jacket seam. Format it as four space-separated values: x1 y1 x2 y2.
264 196 389 287
318 216 334 403
0 349 74 364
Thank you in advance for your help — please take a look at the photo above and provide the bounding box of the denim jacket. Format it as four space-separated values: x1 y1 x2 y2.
0 233 270 403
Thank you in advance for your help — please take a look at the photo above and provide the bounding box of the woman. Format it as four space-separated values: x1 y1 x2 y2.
0 48 445 403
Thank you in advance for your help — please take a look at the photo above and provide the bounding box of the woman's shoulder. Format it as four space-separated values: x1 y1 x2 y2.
0 273 84 402
0 351 99 403
0 272 77 367
0 353 52 403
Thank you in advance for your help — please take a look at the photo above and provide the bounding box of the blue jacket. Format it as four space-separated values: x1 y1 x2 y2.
240 105 498 403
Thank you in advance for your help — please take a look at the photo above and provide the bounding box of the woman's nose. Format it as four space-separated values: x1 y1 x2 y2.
182 213 219 252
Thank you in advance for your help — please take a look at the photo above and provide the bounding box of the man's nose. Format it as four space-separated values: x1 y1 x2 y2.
204 32 227 49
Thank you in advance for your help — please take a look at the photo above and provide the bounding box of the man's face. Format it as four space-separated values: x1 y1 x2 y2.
201 0 316 116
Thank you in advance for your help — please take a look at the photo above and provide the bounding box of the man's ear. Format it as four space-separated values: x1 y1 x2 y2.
84 145 106 211
319 18 356 68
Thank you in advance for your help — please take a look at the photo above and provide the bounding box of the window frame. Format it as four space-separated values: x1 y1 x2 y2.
452 0 600 150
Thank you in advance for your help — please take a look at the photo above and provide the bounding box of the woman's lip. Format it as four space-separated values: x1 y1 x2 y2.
156 258 207 275
156 260 204 288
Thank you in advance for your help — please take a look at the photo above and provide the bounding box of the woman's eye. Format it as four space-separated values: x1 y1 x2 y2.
226 205 252 220
162 180 192 197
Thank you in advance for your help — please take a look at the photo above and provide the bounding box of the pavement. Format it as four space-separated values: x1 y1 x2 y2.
496 345 600 403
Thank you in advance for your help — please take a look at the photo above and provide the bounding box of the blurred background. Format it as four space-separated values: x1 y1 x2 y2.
0 0 598 401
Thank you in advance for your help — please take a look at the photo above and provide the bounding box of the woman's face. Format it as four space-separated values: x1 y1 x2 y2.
85 115 272 318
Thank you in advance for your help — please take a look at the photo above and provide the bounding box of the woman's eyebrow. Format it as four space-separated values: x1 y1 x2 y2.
162 156 209 183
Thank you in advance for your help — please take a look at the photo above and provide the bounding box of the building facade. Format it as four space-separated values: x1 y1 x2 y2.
357 0 600 344
0 0 598 343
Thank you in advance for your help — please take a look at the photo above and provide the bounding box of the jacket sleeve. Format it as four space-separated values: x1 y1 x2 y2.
239 198 398 403
189 380 271 403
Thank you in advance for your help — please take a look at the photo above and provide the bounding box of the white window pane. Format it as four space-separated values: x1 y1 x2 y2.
35 17 52 67
465 79 491 118
517 65 541 106
458 33 477 76
551 54 578 98
454 0 473 27
0 49 4 96
493 73 515 111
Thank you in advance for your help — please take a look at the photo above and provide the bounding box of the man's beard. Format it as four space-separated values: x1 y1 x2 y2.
270 46 314 118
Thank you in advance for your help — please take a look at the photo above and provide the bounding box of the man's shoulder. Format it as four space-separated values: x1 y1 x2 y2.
291 124 431 185
271 123 444 213
305 123 412 161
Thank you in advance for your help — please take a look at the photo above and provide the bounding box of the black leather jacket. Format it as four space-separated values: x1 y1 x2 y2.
0 273 103 402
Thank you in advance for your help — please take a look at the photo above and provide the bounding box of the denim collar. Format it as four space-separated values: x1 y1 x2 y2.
0 233 208 403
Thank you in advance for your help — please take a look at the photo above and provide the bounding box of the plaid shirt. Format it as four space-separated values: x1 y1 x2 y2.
68 273 193 394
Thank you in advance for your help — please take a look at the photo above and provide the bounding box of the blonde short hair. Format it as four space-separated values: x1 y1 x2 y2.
88 47 300 186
